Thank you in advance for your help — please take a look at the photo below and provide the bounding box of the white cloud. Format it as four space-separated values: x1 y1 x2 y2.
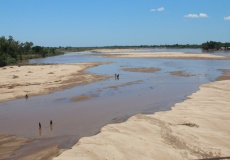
224 16 230 20
199 13 208 18
184 13 209 18
184 14 199 18
150 7 165 12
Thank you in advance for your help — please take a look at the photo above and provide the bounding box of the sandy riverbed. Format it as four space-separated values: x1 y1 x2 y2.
91 49 230 60
1 52 230 160
54 72 230 160
0 62 109 102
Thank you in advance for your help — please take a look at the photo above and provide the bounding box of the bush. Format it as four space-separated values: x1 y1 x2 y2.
5 56 16 64
0 59 7 67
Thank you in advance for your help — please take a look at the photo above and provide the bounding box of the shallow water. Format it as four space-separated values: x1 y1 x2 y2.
0 49 230 149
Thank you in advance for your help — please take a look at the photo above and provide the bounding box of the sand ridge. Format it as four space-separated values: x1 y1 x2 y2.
54 75 230 159
0 62 109 102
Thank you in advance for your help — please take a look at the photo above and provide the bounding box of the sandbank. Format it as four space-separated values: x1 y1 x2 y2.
170 71 195 77
91 51 229 60
54 72 230 160
122 67 161 73
0 63 109 102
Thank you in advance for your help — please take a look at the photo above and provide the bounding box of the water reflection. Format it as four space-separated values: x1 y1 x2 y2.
39 128 42 136
50 124 53 131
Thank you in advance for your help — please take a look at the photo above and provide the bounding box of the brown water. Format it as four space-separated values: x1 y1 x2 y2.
0 50 230 156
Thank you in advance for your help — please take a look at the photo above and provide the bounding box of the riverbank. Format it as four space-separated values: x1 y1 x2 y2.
0 62 110 102
54 71 230 159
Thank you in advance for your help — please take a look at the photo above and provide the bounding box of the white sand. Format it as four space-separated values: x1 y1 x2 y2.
54 79 230 160
0 63 107 102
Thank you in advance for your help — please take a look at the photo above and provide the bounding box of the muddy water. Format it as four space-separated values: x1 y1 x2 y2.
0 50 230 153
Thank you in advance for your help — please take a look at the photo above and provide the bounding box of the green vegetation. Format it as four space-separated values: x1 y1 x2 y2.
0 36 62 67
57 44 201 53
201 41 230 51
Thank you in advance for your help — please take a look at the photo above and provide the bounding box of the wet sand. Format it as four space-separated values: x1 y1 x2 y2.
71 94 98 102
0 62 109 102
169 71 195 77
0 134 28 160
54 71 230 160
91 50 229 60
0 134 71 160
103 80 143 90
216 69 230 81
122 67 161 73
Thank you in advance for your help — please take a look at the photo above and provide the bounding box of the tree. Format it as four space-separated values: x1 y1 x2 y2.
23 41 34 53
201 41 222 50
32 46 43 54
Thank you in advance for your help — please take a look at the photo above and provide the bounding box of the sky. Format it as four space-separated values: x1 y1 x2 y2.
0 0 230 47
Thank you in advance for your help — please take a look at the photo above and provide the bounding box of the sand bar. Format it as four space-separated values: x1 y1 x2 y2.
122 67 161 73
91 51 229 60
169 71 195 77
0 63 109 102
55 72 230 160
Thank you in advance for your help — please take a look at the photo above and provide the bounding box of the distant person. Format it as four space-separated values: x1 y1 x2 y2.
117 74 119 80
39 122 41 129
25 94 28 99
50 120 53 131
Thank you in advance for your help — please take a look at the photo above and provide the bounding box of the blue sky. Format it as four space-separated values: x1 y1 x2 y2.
0 0 230 47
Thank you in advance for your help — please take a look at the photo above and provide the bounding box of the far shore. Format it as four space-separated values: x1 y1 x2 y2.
0 62 110 102
55 71 230 160
90 49 230 60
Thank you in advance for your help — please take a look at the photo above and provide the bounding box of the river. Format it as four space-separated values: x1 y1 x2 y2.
0 49 229 150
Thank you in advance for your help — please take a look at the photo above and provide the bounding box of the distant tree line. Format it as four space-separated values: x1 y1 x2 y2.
0 36 62 67
201 41 230 51
58 42 230 54
57 44 201 53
